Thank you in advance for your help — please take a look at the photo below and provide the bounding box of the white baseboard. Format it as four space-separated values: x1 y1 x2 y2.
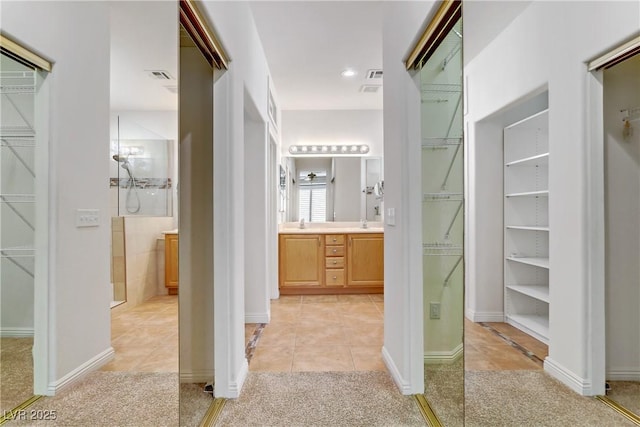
465 308 504 322
606 369 640 381
245 312 270 324
47 347 115 395
227 358 249 398
0 327 34 338
180 369 215 384
424 343 463 365
381 346 412 395
544 357 593 396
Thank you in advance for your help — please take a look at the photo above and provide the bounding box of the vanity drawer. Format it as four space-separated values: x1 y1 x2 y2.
325 269 345 287
325 256 345 269
325 245 345 257
325 235 345 245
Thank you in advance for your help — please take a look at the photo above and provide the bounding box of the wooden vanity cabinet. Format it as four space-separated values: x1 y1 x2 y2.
279 232 383 294
347 233 384 287
278 234 324 289
165 233 179 295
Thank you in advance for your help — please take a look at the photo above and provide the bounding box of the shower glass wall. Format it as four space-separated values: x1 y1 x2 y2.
110 116 173 217
0 52 36 412
420 18 464 425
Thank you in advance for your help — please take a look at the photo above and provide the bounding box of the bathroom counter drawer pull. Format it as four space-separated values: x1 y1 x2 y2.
325 257 345 268
325 235 345 245
325 246 345 257
325 269 345 286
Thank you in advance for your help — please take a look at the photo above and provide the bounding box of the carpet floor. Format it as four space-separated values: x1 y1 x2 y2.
465 371 636 427
1 337 34 412
215 371 424 426
9 372 179 426
607 381 640 418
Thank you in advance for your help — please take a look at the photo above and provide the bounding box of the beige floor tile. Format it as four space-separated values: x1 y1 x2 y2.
271 295 302 304
369 294 384 302
343 324 384 346
292 346 354 372
351 346 386 371
295 325 348 347
250 346 294 372
259 324 296 347
302 294 338 303
337 294 372 304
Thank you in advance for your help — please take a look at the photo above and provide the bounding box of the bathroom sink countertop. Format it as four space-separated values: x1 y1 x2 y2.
279 222 384 234
161 229 179 234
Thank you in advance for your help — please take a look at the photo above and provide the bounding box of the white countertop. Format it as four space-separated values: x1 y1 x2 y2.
161 229 179 234
279 222 383 234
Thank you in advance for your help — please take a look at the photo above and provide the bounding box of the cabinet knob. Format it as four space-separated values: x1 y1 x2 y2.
333 276 337 280
333 260 337 264
332 238 337 242
332 249 337 253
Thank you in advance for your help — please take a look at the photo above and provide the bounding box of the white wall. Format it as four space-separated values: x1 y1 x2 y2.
281 110 384 157
604 55 640 380
464 1 640 395
200 1 274 398
381 0 437 394
2 1 113 394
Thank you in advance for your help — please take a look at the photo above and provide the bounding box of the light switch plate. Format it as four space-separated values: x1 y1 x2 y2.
76 209 100 227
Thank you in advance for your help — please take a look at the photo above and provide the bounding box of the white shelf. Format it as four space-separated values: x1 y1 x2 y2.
506 284 549 303
505 109 549 130
505 190 548 198
506 225 549 232
506 314 549 344
423 192 463 202
506 256 549 269
505 152 549 167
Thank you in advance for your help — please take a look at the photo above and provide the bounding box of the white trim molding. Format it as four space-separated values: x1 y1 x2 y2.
424 343 463 365
465 308 504 323
382 346 413 395
244 312 270 324
606 369 640 382
215 358 249 398
47 347 114 395
544 357 594 396
0 327 34 338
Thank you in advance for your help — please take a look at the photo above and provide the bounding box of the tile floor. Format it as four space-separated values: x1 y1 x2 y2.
248 294 386 372
103 293 547 376
101 295 178 372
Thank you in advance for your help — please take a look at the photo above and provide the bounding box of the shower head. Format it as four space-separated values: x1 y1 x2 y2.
112 154 133 177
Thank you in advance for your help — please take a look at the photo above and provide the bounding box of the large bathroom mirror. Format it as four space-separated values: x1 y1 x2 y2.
282 155 383 223
417 14 465 426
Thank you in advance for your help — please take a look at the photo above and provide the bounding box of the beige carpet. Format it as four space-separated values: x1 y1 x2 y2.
424 360 464 426
1 337 34 412
10 372 178 426
465 371 636 427
607 381 640 417
180 383 214 427
215 371 424 426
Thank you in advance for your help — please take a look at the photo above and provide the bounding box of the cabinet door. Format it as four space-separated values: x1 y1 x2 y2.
165 234 179 293
279 234 323 288
347 233 384 287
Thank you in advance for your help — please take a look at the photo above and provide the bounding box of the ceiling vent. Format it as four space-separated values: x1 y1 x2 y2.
360 85 381 93
165 85 178 94
147 70 173 80
366 69 383 80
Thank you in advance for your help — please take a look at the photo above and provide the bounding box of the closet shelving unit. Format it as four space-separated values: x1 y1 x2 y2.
503 109 550 344
1 70 36 278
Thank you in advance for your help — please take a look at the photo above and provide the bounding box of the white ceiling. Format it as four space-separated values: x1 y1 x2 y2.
110 2 178 111
249 1 384 111
108 1 531 113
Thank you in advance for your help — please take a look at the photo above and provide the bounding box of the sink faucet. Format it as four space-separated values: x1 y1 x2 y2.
299 218 305 229
361 219 368 229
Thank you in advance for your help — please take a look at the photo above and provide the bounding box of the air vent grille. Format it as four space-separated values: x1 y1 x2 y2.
147 70 173 80
366 69 383 79
360 85 381 93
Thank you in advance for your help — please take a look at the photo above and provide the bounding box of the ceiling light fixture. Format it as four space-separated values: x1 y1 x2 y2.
341 69 357 77
289 144 370 155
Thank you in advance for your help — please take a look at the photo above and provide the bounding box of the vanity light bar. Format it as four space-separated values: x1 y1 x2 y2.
289 144 370 155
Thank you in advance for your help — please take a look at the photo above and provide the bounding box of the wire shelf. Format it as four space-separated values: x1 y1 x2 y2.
0 71 36 94
423 192 463 202
1 136 36 147
1 194 35 203
422 83 462 94
421 137 462 149
423 243 463 256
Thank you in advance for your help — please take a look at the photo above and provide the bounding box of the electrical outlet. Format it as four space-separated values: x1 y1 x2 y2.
76 209 100 228
430 302 441 319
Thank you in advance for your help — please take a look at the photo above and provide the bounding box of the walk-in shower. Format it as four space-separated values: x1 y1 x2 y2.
112 153 140 214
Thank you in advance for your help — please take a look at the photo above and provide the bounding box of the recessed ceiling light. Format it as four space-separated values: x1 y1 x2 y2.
341 69 357 77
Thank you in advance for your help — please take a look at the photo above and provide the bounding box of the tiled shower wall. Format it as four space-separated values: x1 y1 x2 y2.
115 216 174 310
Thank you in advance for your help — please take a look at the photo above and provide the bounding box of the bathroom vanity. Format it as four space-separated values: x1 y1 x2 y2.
164 232 179 295
278 223 383 294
